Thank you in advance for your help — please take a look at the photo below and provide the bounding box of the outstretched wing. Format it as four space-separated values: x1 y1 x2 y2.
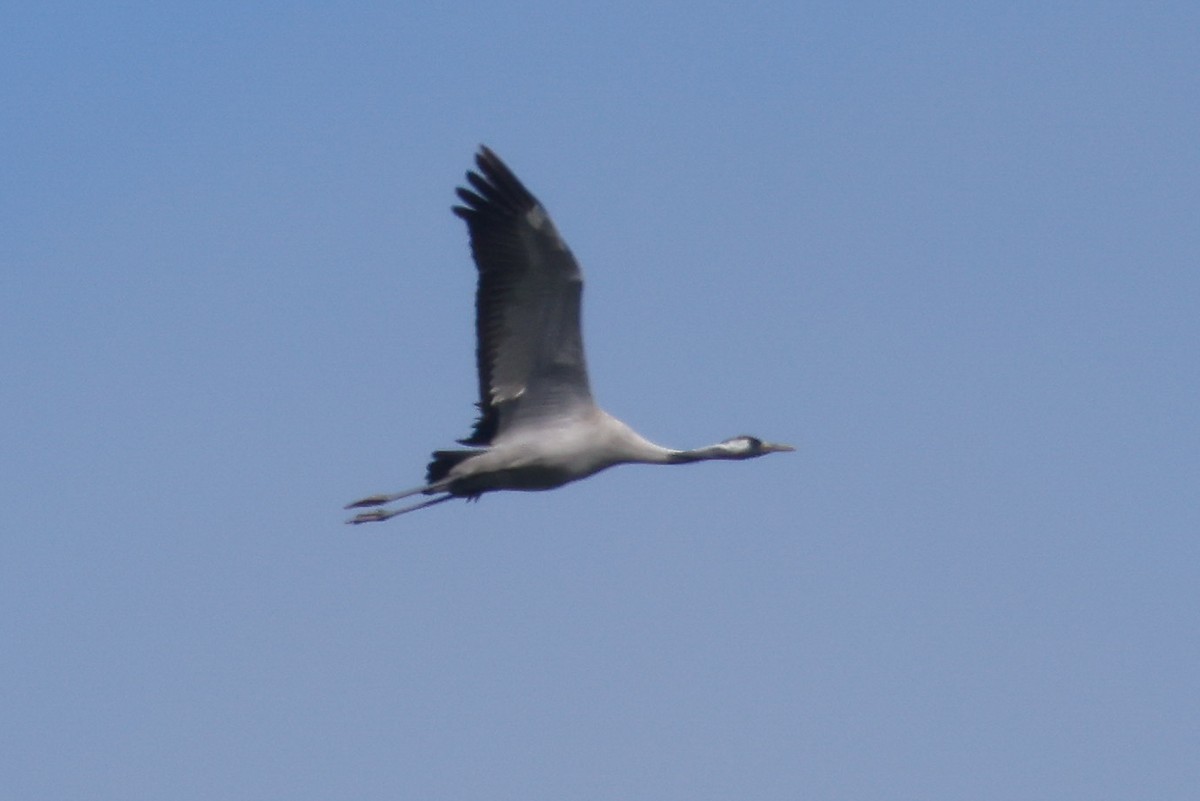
451 147 595 445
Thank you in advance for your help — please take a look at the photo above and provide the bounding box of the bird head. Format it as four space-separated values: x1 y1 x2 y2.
716 435 796 459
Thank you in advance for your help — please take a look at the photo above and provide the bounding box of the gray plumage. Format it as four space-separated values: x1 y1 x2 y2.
346 147 793 523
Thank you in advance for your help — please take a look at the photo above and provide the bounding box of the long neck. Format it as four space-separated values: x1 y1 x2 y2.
666 443 732 463
598 413 736 466
600 413 683 465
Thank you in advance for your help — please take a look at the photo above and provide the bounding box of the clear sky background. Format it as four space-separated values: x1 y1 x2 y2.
3 3 1198 799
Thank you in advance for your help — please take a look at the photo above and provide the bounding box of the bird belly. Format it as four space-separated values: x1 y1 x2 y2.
446 438 618 495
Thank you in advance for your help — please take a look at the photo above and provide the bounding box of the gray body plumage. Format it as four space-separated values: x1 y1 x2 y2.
346 148 792 523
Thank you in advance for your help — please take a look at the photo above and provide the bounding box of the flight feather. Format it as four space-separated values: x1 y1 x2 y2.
451 147 594 445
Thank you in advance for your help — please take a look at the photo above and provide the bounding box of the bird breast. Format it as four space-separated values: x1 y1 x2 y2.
448 413 662 494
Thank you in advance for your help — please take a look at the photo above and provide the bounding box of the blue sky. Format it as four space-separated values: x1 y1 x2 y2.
3 2 1198 799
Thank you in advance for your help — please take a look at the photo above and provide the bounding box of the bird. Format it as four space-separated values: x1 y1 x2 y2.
345 147 793 523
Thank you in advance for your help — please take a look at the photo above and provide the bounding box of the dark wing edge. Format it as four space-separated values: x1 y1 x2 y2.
450 146 587 446
451 147 535 444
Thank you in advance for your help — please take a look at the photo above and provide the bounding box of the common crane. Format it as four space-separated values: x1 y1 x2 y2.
346 147 793 522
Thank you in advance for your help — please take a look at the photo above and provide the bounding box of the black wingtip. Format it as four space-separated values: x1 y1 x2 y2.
472 147 523 190
454 147 537 218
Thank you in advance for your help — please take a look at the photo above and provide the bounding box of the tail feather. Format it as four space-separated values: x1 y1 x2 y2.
426 449 481 484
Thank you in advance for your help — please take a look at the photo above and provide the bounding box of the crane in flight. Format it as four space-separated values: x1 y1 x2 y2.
346 147 793 523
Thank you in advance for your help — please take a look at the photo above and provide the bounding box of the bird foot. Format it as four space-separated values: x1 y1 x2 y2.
345 494 392 509
346 508 393 525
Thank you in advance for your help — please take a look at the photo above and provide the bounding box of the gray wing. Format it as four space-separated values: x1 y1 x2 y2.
451 147 595 445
